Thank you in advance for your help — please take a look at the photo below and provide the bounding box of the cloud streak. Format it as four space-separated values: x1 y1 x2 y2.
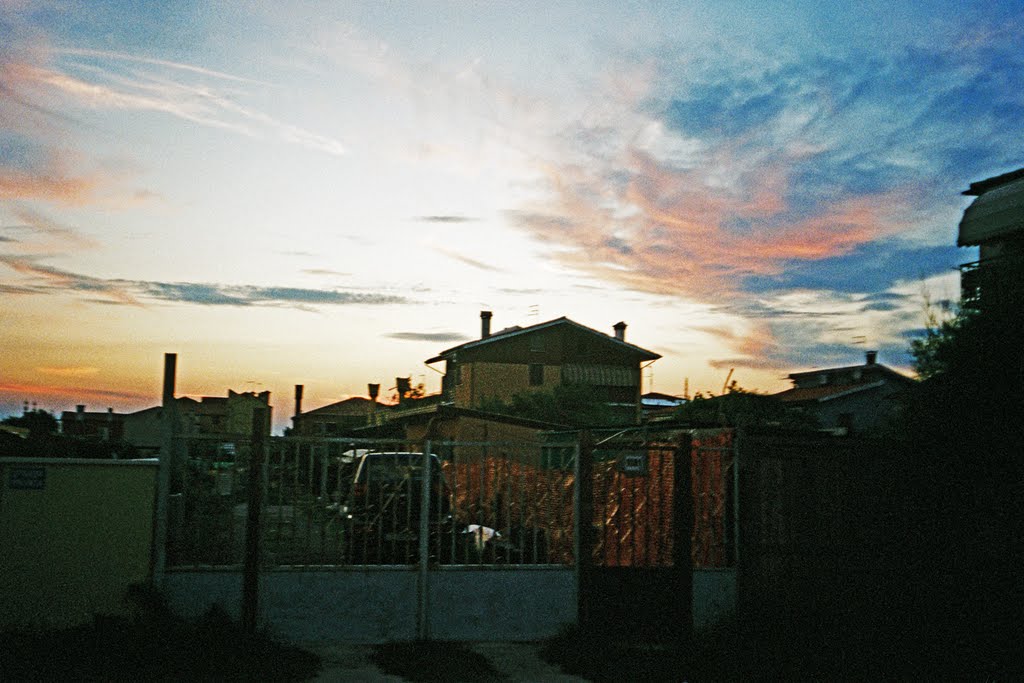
386 331 470 343
0 254 409 309
1 51 347 157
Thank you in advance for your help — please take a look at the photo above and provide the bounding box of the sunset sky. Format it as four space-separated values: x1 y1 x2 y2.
2 1 1022 431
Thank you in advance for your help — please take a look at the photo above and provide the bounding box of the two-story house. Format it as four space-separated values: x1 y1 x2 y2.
426 311 661 425
957 167 1024 311
773 351 915 434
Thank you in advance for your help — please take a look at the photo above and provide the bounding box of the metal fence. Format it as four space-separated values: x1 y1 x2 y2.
166 435 578 568
586 429 735 568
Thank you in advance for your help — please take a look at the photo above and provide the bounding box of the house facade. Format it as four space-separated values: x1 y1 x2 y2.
773 351 915 434
426 312 661 425
957 167 1024 311
122 390 272 455
291 396 389 435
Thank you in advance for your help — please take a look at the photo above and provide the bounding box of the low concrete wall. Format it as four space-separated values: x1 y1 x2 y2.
693 568 736 632
0 457 158 629
428 568 577 641
164 566 577 643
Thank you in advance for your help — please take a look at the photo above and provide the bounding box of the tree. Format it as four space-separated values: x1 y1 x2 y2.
673 385 818 429
900 254 1024 674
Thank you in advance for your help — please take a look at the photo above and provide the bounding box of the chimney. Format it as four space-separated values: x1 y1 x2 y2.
613 321 627 342
480 310 493 339
396 377 411 406
294 385 304 417
368 383 380 425
76 404 85 421
866 350 878 366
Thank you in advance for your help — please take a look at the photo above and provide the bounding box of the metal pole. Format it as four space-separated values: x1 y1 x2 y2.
241 407 267 635
417 441 432 640
152 353 176 587
673 433 695 651
576 430 594 630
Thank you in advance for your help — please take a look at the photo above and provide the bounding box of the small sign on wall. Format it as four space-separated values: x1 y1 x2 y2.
8 466 46 490
618 452 648 477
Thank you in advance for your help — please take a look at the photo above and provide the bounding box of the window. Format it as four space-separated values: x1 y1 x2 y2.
529 363 544 386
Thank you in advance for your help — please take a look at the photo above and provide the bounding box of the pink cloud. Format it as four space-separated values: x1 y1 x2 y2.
0 167 98 204
514 145 910 302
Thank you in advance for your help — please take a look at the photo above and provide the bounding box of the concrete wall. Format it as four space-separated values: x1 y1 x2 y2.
428 568 577 641
0 457 158 629
163 567 577 644
693 569 736 632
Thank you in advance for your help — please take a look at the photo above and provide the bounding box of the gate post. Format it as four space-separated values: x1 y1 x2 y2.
576 430 595 630
416 441 433 640
241 407 267 635
673 433 694 651
153 353 178 587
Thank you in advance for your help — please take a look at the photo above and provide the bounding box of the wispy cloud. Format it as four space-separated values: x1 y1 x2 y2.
1 49 347 157
0 165 100 204
0 254 409 309
0 255 140 304
302 268 350 277
0 380 150 403
386 331 469 343
137 282 407 307
415 215 479 224
431 246 503 272
36 365 100 377
513 27 1023 308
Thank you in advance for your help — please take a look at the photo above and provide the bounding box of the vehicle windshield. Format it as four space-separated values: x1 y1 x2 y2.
356 453 442 484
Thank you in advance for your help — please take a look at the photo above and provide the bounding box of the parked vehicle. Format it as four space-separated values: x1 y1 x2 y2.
340 451 455 563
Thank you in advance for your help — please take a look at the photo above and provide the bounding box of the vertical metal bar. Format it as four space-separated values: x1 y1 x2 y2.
319 448 328 565
241 407 267 634
152 352 177 585
673 433 694 650
572 440 582 615
733 430 742 572
417 441 432 640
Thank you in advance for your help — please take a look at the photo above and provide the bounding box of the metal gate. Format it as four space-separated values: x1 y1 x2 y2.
161 433 579 641
580 428 737 640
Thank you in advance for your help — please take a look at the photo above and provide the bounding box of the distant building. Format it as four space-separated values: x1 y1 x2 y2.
60 405 126 442
291 396 390 436
426 312 661 425
122 390 272 455
641 392 688 421
773 351 915 434
958 167 1024 311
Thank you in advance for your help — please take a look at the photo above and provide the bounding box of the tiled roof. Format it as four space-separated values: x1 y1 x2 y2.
775 380 887 403
426 316 660 363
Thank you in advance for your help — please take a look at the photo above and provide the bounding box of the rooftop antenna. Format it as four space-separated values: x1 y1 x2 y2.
528 304 539 319
721 368 735 395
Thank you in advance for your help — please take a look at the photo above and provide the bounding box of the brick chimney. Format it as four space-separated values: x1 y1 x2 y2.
866 350 878 366
294 384 304 417
481 310 493 339
613 321 627 341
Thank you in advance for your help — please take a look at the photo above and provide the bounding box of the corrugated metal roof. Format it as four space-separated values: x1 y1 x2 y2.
958 172 1024 246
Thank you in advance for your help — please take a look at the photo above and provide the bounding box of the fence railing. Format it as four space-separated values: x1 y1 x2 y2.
166 435 578 568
